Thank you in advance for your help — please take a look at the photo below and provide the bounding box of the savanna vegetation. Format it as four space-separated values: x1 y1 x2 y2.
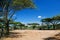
41 15 60 30
0 0 60 39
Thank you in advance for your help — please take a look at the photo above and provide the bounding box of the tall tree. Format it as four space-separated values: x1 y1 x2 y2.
0 0 35 35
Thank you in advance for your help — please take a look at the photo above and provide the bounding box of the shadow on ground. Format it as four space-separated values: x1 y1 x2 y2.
5 32 26 38
44 33 60 40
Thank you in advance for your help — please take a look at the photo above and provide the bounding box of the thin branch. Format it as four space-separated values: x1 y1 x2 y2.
9 11 16 20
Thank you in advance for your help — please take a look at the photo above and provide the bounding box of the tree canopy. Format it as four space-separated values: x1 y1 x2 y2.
41 15 60 30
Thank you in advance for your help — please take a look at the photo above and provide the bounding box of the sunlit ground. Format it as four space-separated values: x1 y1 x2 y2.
0 30 60 40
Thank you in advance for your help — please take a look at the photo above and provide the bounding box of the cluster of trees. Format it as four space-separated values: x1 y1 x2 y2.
41 15 60 30
0 0 35 37
9 22 27 30
24 15 60 30
27 23 40 29
0 0 60 38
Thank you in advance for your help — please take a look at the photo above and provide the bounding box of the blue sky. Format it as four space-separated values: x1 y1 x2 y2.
15 0 60 24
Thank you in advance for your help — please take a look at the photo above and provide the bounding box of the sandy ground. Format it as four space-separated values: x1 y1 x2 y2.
1 30 60 40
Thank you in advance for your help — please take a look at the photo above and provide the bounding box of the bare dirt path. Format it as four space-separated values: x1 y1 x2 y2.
1 30 60 40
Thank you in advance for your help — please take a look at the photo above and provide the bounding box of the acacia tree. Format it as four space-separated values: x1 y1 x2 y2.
41 18 52 30
41 15 60 30
0 0 35 35
10 22 22 30
52 15 60 24
28 23 39 29
12 22 26 30
52 15 60 29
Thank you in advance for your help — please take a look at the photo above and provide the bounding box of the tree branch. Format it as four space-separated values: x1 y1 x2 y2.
9 11 16 20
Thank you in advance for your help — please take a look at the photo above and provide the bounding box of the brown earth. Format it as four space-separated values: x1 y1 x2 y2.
1 30 60 40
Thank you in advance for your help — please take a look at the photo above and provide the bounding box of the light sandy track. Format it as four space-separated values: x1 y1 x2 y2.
1 30 60 40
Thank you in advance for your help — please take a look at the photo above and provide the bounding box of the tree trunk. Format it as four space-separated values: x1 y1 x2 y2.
5 21 9 35
53 24 55 30
33 26 35 29
46 22 50 30
47 24 49 30
14 26 16 30
1 26 4 37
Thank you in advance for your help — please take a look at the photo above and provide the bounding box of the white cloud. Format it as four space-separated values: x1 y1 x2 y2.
38 16 46 19
38 16 42 18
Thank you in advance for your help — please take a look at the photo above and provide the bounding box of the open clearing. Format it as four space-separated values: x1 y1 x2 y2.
1 30 60 40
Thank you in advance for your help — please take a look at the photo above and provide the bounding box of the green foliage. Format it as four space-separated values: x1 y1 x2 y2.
0 0 35 10
52 15 60 20
41 15 60 30
12 0 35 10
28 23 39 25
28 23 40 29
41 18 52 22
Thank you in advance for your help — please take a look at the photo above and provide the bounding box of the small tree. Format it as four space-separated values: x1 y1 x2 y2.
41 18 52 30
28 23 39 29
